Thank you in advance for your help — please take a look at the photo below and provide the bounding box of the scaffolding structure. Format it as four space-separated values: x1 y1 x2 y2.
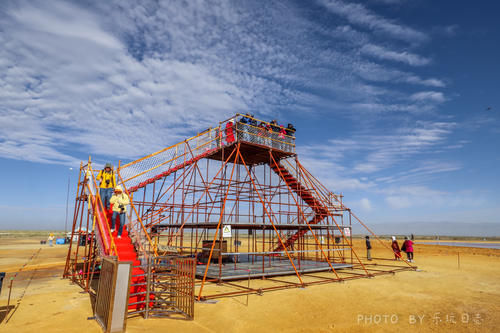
65 114 416 305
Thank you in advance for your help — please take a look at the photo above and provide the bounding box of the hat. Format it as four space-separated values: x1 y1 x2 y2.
114 185 123 192
105 163 112 169
391 236 396 241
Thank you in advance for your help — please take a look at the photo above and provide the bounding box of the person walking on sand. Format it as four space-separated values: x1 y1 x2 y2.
401 236 414 262
48 233 55 247
365 236 372 261
109 186 130 239
391 236 401 260
96 163 116 210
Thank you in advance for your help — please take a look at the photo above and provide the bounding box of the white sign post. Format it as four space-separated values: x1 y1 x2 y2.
222 225 232 238
343 227 351 237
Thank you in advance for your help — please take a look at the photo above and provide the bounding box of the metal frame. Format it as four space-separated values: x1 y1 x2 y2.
65 114 416 306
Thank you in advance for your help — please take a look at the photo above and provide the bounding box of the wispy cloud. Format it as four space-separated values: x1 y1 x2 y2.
360 44 431 66
0 0 449 167
301 120 457 177
317 0 428 43
353 61 445 87
383 185 486 210
375 160 462 184
410 91 447 103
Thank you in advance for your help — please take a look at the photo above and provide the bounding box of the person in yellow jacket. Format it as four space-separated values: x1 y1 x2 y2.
96 163 116 210
109 186 129 238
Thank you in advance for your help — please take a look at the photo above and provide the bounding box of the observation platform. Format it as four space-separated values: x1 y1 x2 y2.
206 140 295 166
205 116 297 165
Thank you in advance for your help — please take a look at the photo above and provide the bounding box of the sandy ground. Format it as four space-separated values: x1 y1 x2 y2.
1 237 499 332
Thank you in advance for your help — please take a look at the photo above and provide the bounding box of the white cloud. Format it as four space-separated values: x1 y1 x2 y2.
375 160 461 184
406 76 446 88
0 0 282 164
353 61 446 87
383 185 486 211
386 196 412 209
10 2 122 49
301 121 457 179
410 91 447 103
318 0 428 43
360 44 431 66
0 0 448 168
359 198 373 210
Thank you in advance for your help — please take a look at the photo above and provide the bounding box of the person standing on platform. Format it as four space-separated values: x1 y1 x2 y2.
110 186 130 239
238 114 250 141
249 115 257 127
286 123 296 137
365 235 372 261
269 120 280 148
225 118 236 144
391 236 401 260
96 163 116 210
278 125 287 150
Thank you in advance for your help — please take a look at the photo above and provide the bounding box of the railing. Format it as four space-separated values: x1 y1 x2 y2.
82 161 118 257
116 169 158 264
234 114 296 153
128 255 195 320
117 114 296 192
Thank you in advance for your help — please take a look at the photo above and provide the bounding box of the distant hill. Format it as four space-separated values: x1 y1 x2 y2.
353 222 500 237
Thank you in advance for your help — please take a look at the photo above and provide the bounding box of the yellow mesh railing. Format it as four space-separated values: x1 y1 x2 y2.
117 114 296 192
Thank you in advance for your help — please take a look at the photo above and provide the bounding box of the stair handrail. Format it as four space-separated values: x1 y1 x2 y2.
118 127 221 185
116 168 159 259
294 159 344 205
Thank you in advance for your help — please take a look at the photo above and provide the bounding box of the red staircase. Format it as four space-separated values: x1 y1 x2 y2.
105 208 147 311
270 163 329 251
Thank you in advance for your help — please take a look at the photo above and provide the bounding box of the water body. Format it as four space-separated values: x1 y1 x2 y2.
418 242 500 250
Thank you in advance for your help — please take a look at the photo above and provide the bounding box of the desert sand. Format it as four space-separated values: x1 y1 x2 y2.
1 236 499 332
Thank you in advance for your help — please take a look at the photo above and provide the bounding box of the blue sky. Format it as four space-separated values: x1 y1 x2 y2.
0 0 498 231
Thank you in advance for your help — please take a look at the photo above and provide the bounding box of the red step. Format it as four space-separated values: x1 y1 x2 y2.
99 209 152 312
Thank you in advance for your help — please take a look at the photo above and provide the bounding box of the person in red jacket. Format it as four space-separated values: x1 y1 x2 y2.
401 236 414 262
225 118 235 144
391 236 401 260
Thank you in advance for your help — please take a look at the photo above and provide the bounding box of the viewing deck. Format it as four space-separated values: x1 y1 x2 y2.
203 114 297 164
118 114 296 192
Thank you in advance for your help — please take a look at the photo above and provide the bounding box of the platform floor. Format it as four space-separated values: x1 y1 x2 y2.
196 255 352 280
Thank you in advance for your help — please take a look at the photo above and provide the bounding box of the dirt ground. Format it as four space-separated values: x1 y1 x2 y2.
1 236 499 332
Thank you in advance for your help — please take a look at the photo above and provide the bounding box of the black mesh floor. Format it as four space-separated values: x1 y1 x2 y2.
196 255 352 280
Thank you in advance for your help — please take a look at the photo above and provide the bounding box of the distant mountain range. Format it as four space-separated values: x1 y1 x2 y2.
352 222 500 237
